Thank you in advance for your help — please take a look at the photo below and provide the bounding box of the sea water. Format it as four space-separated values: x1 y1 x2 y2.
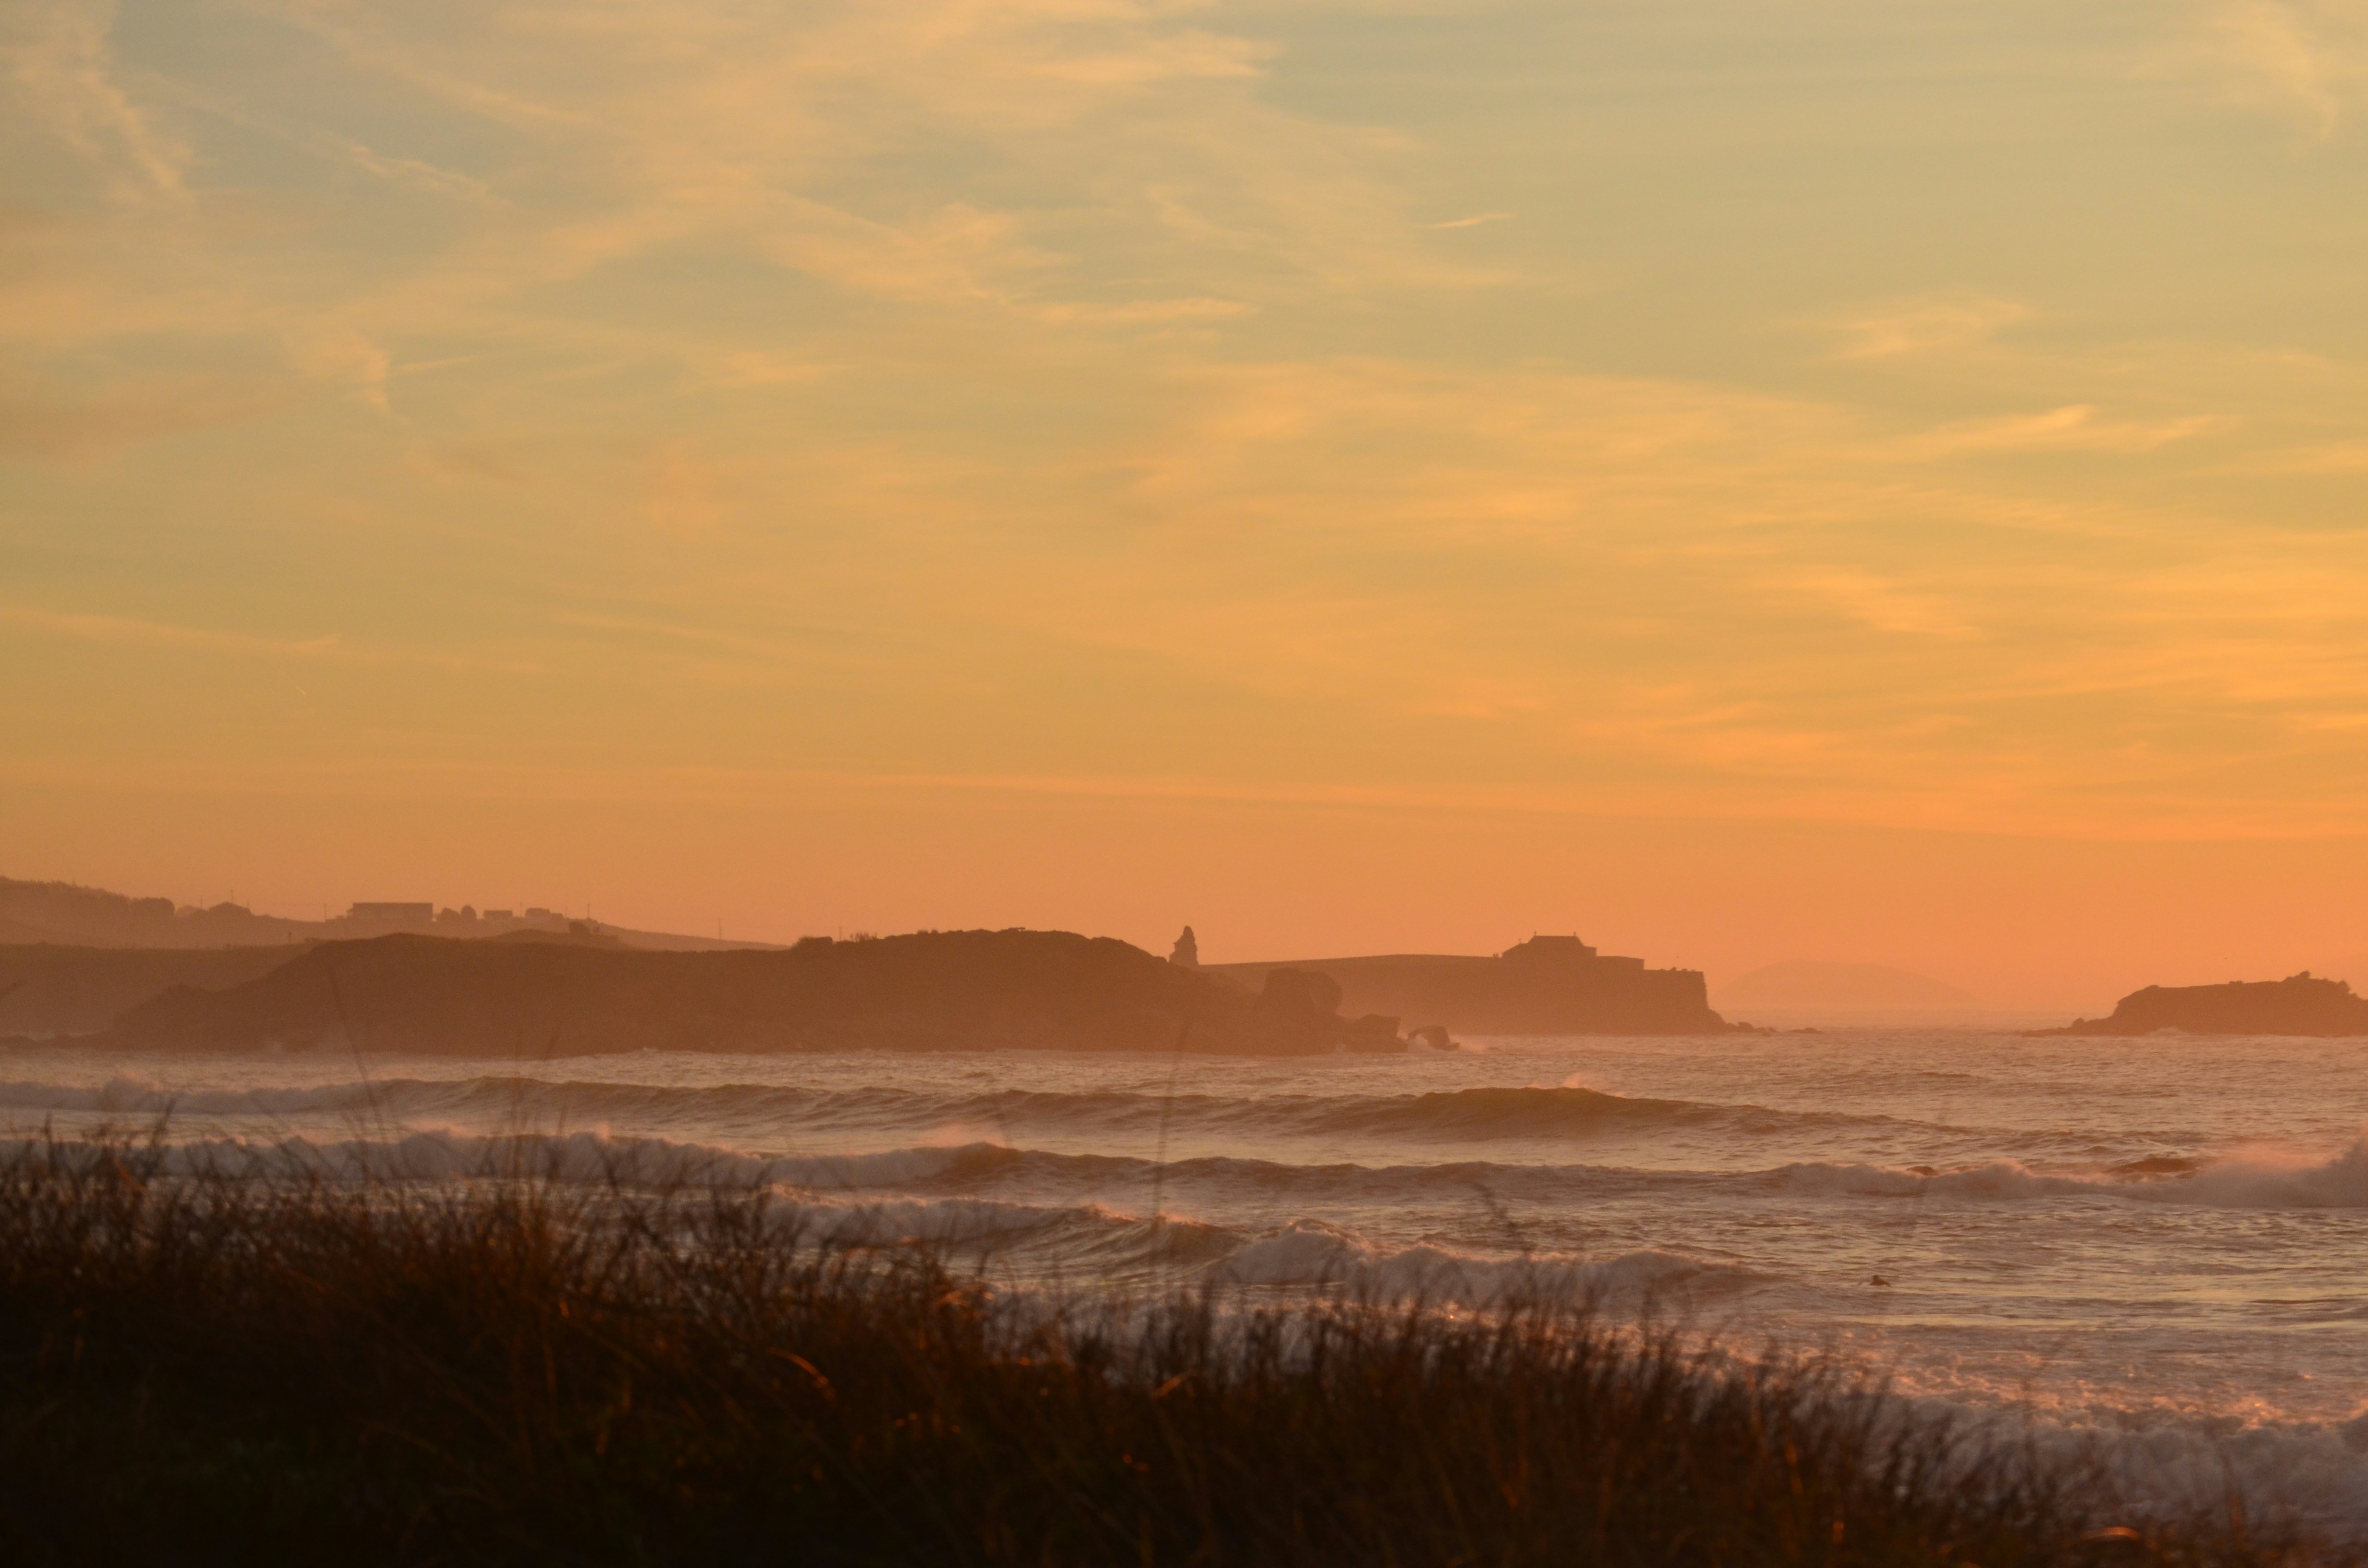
8 1029 2368 1529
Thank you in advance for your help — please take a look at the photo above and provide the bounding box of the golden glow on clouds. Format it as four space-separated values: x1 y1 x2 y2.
2192 0 2368 132
4 0 2368 998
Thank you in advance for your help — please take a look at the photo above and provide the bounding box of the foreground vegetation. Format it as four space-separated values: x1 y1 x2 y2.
0 1136 2335 1566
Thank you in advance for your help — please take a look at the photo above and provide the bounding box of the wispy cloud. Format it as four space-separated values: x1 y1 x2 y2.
0 370 279 461
1830 294 2031 360
249 0 1447 309
0 604 341 658
1029 296 1253 326
1779 570 1980 641
1899 405 2227 459
0 0 1480 471
2181 0 2368 133
160 80 495 205
0 605 538 674
0 0 187 200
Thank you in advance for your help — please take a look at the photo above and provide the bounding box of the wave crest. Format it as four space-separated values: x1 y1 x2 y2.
1775 1138 2368 1208
0 1073 1893 1146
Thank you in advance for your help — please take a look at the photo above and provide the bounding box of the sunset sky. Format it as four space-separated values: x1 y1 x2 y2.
6 0 2368 1005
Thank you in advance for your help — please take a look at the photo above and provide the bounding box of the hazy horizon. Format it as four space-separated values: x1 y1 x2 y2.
15 862 2368 1016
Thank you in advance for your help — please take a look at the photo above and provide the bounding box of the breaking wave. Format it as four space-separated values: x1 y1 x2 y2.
10 1071 2363 1208
0 1074 1941 1145
1774 1137 2368 1208
1209 1219 1757 1303
0 1125 1753 1308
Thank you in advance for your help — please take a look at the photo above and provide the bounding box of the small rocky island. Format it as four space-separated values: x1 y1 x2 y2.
2037 972 2368 1037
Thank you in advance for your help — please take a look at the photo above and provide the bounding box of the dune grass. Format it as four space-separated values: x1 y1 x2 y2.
0 1132 2335 1567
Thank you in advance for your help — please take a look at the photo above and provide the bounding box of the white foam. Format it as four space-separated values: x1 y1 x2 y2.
1922 1398 2368 1540
1213 1218 1753 1304
0 1126 1005 1192
1774 1136 2368 1209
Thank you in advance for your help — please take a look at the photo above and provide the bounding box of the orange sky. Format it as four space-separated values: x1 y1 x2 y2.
6 1 2368 1007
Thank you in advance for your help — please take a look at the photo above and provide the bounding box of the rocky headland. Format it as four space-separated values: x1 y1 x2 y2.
1209 935 1739 1035
76 928 1447 1056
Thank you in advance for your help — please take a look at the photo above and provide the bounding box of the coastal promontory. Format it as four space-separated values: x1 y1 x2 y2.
1211 935 1737 1036
88 928 1437 1056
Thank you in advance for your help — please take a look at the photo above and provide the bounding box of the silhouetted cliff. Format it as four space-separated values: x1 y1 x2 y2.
97 929 1426 1056
1211 936 1736 1035
2038 973 2368 1037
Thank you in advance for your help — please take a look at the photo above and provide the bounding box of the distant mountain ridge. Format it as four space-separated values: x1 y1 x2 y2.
0 877 771 953
1714 961 1977 1011
0 879 247 947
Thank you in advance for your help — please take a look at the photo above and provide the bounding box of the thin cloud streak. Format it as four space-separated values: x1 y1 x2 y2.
0 605 541 675
2186 0 2368 133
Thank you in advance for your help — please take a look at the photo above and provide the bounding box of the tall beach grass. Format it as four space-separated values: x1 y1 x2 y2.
0 1129 2336 1566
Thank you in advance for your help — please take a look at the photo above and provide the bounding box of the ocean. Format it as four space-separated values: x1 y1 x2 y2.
8 1028 2368 1530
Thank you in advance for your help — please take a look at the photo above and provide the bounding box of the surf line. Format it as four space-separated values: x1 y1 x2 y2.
1147 984 1199 1288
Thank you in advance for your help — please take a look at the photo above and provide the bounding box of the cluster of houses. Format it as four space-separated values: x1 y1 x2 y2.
343 902 574 931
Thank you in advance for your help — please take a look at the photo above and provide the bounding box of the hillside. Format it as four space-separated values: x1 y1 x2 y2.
0 876 774 953
0 879 297 948
99 929 1417 1056
0 944 314 1039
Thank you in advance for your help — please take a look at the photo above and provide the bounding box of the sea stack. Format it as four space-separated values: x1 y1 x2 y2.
1209 935 1737 1035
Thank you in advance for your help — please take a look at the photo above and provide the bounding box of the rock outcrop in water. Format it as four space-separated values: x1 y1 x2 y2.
92 928 1439 1056
1211 935 1737 1035
2037 972 2368 1037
